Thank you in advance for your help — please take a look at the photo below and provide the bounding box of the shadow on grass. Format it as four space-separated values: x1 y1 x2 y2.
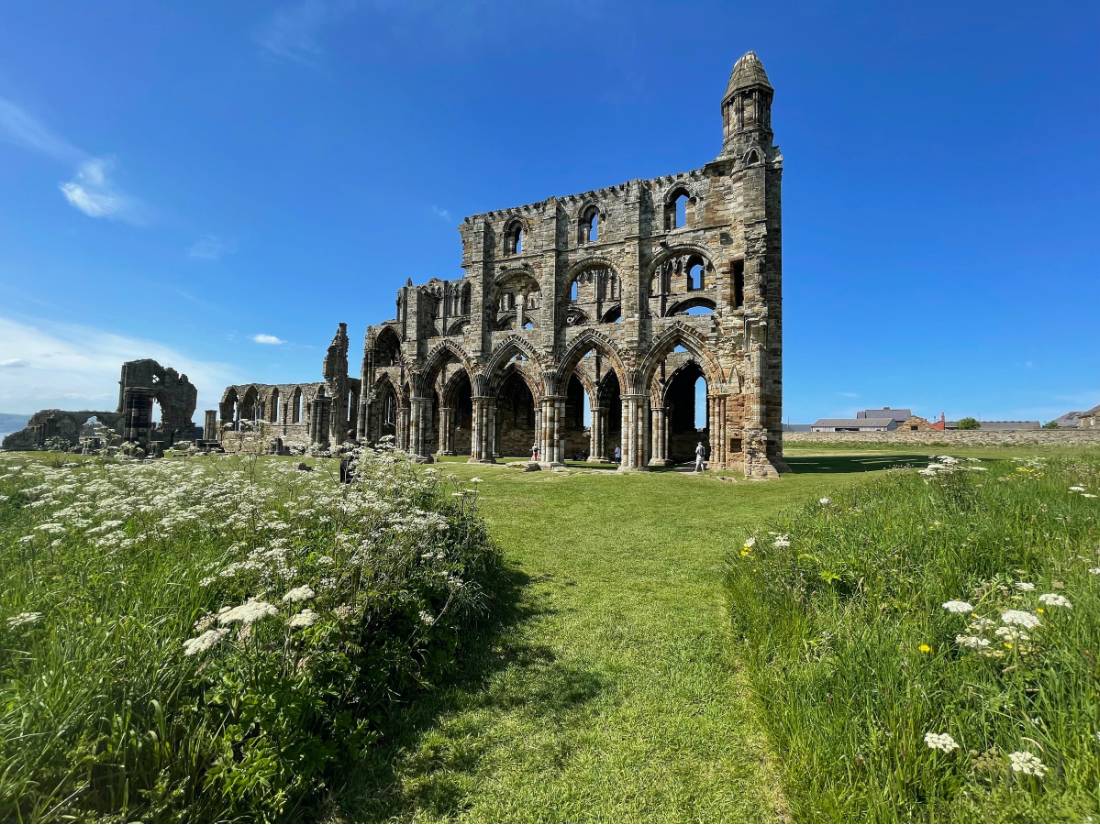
330 559 607 821
785 453 931 474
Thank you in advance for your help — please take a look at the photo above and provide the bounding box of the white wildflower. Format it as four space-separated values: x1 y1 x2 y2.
1038 593 1072 609
217 598 278 626
6 611 42 629
1069 485 1086 492
182 628 228 656
924 732 959 753
1008 750 1047 778
1014 581 1035 592
819 497 832 506
282 584 316 603
468 477 483 483
773 534 790 549
1083 493 1097 498
1001 609 1041 629
419 610 434 625
942 600 974 614
288 608 319 628
955 634 991 650
1089 567 1100 575
995 625 1030 643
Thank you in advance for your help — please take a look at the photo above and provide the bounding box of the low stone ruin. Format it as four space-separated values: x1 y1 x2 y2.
2 358 206 455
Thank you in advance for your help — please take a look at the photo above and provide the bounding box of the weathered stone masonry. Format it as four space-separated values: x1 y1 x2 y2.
221 51 786 477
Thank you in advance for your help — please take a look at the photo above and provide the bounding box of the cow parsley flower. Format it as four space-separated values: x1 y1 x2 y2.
773 534 790 549
1009 750 1047 778
217 598 278 626
6 611 42 629
1001 609 1041 629
924 732 959 753
819 497 832 506
182 628 228 656
1069 485 1086 493
1014 582 1036 592
288 608 318 628
1037 593 1072 609
282 584 315 603
955 634 991 650
942 600 974 614
419 610 434 625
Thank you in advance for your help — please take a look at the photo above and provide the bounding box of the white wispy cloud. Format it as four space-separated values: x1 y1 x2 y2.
188 234 234 261
0 97 82 161
252 333 287 345
59 157 147 224
836 391 860 399
431 205 452 222
0 97 147 224
254 0 357 66
0 316 239 418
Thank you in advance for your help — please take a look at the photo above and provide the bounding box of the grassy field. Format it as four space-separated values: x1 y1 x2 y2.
3 445 1096 822
339 449 946 822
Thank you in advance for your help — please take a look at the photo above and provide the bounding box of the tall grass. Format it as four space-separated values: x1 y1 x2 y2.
726 454 1100 821
0 449 500 821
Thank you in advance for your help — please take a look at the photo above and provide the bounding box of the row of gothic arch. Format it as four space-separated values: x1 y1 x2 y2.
364 323 745 469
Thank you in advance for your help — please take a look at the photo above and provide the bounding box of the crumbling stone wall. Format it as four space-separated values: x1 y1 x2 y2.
3 358 199 452
785 430 1100 447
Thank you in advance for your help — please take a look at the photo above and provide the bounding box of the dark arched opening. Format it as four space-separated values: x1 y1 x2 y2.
495 370 536 460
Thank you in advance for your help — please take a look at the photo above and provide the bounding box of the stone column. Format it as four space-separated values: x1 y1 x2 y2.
396 406 410 451
203 410 217 441
469 396 495 463
439 406 454 454
588 404 605 461
619 394 649 470
408 396 432 460
309 395 331 447
539 396 564 464
649 405 670 467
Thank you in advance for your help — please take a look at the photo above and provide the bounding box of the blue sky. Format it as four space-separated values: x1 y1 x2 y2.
0 0 1097 424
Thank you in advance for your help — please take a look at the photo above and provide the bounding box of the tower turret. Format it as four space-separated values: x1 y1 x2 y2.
720 50 773 160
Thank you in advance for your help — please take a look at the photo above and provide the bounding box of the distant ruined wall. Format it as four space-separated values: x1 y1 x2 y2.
785 430 1100 447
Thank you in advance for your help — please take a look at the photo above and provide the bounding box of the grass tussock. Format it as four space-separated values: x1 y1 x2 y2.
0 448 500 822
726 454 1100 821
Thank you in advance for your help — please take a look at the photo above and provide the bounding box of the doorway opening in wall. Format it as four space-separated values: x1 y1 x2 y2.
664 360 708 464
563 373 592 462
598 370 622 464
437 370 473 457
495 370 536 461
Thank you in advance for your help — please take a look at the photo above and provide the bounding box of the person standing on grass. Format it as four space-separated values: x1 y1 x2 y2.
694 441 706 472
613 445 621 463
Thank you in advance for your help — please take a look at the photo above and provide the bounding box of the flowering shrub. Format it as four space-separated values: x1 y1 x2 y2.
0 447 500 821
726 454 1100 821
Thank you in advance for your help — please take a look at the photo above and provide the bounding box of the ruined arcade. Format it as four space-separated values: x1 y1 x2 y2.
220 51 785 477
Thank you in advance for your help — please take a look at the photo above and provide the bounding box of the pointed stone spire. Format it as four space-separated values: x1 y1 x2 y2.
724 50 772 102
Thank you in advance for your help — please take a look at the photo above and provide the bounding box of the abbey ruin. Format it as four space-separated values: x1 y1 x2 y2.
218 51 786 476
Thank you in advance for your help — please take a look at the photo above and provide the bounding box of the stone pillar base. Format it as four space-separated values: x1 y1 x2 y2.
648 457 674 468
467 456 497 464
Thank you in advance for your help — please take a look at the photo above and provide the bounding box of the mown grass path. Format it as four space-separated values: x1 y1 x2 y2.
345 452 918 822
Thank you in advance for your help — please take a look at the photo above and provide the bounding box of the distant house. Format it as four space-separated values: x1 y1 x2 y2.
1079 404 1100 430
856 407 912 423
1057 404 1099 429
897 415 932 431
811 417 897 433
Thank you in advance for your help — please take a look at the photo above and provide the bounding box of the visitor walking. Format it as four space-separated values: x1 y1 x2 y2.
694 441 706 472
613 445 621 464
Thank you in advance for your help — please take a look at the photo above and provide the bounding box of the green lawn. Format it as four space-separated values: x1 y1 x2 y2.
340 449 944 822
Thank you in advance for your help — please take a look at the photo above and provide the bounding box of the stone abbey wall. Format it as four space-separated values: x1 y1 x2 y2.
786 430 1100 447
218 51 786 476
